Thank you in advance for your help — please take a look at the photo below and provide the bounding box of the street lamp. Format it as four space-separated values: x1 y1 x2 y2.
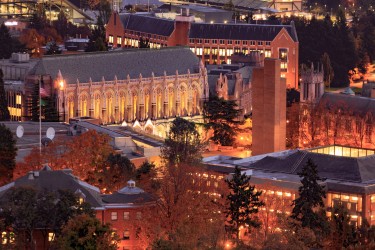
59 79 65 122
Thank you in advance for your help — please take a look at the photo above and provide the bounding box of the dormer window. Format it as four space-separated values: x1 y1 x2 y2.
75 189 86 204
127 180 136 188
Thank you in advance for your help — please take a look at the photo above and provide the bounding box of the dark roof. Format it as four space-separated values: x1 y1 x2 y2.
189 23 298 42
28 47 200 84
119 14 175 36
320 92 375 117
102 192 155 204
247 150 375 183
0 168 103 208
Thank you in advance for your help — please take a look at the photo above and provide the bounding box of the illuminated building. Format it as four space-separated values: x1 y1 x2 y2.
204 145 375 226
17 47 208 137
106 11 299 89
0 167 156 250
0 0 92 24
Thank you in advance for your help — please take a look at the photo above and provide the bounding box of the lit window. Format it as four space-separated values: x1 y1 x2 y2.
124 212 130 220
108 35 114 44
2 232 6 244
16 94 21 105
48 233 55 241
117 37 122 46
123 230 130 240
111 212 117 220
136 212 142 220
79 197 84 204
279 48 288 61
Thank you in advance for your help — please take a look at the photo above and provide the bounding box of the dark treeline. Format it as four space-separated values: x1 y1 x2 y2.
283 9 375 87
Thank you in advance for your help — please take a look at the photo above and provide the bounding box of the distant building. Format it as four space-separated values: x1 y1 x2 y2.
156 4 233 23
362 81 375 98
0 167 156 250
300 63 324 104
204 145 375 227
64 38 90 51
207 64 252 117
106 12 299 88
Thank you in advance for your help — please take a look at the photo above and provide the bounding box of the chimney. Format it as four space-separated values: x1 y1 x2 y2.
28 171 34 180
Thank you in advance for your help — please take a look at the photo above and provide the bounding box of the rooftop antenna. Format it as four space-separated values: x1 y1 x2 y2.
46 127 55 140
16 125 24 138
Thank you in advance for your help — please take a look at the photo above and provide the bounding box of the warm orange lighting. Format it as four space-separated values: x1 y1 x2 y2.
225 242 231 249
59 80 64 90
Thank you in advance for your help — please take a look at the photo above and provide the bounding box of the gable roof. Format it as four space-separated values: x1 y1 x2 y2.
102 181 156 205
189 23 298 42
28 47 200 84
0 168 103 208
319 92 375 117
247 150 375 183
119 13 175 36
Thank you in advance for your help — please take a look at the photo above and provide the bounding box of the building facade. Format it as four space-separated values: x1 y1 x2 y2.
204 145 375 227
27 47 209 137
106 12 299 89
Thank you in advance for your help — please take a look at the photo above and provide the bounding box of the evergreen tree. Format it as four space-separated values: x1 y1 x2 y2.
0 69 10 121
203 95 243 146
0 24 14 59
29 81 40 122
45 41 62 55
0 124 17 185
225 166 264 243
321 53 334 88
161 117 204 165
291 158 328 239
328 203 358 249
43 96 59 122
139 37 150 48
86 15 107 52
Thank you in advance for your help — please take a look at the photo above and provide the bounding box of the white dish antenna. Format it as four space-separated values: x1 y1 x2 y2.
46 127 55 140
16 125 24 138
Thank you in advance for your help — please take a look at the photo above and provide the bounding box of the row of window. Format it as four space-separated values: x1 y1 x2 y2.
111 211 142 221
126 30 167 41
109 35 164 49
190 39 271 46
191 47 273 58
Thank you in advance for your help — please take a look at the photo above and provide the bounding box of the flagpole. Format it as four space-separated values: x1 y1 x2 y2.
39 76 42 156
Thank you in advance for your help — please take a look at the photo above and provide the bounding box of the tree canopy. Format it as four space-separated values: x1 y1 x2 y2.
225 166 264 243
55 214 118 250
203 95 243 146
0 69 10 121
161 117 204 165
0 124 16 185
0 187 93 249
291 158 329 245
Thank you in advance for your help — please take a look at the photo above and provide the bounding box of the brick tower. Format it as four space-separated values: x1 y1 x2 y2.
252 58 286 155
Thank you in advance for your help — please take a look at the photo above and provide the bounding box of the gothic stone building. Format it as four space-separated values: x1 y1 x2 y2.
105 12 299 89
28 47 209 137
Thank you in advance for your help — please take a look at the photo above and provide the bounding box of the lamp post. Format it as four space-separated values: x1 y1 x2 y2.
59 79 65 123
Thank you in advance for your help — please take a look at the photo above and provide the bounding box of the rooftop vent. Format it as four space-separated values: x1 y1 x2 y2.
11 53 30 63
